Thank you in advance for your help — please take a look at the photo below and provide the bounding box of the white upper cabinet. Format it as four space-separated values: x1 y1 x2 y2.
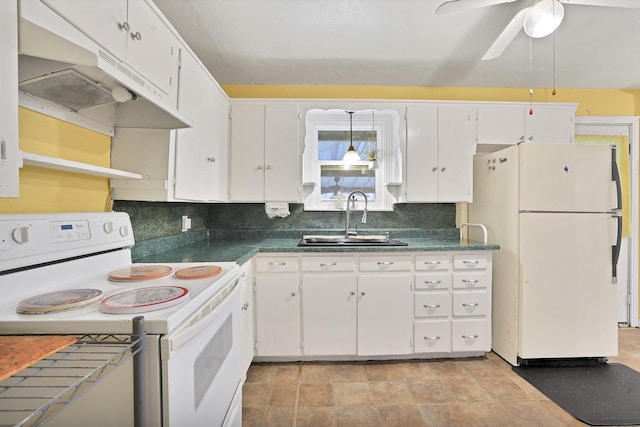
230 103 300 202
405 104 477 202
0 1 19 198
110 47 230 202
476 103 576 153
41 0 180 105
173 49 228 202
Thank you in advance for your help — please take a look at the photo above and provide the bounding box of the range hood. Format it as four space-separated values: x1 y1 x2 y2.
18 0 192 134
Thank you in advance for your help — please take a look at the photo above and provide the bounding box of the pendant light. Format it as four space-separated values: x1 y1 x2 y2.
343 111 361 166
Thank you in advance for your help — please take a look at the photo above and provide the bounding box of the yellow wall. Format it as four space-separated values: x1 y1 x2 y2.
0 108 111 214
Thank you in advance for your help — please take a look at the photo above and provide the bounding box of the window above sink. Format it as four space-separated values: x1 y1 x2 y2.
302 109 402 211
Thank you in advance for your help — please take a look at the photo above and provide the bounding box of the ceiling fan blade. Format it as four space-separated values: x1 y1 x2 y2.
482 7 531 60
436 0 518 15
559 0 640 7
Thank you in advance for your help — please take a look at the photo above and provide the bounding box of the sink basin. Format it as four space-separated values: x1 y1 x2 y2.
298 235 408 247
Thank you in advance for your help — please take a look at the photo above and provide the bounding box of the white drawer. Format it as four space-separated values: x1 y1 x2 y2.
452 272 488 289
301 256 356 272
453 254 488 270
255 256 299 273
359 255 412 271
415 273 452 290
414 320 451 353
414 293 451 318
452 291 487 317
452 319 489 352
415 254 451 271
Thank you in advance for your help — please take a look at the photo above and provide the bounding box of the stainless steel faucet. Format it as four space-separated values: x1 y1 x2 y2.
345 190 368 237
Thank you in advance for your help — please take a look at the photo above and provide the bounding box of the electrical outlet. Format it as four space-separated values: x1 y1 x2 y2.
181 215 191 232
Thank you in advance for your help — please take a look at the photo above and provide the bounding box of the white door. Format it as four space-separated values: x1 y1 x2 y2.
357 275 412 356
519 143 615 212
519 212 618 360
264 104 300 201
230 104 266 201
302 275 357 355
255 275 300 356
405 105 438 201
575 117 638 328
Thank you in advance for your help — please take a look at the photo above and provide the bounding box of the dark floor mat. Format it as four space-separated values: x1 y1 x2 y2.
513 363 640 426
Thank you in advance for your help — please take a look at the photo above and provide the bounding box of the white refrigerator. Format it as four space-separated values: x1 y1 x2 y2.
469 143 621 366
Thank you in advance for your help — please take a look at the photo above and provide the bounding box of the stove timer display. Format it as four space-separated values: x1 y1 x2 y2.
50 220 91 243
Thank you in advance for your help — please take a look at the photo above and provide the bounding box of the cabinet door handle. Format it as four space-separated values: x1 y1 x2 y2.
268 261 286 266
360 291 366 296
257 165 263 170
431 166 438 172
320 262 337 267
242 302 250 310
350 291 356 296
207 157 216 163
131 31 142 41
118 21 130 32
377 261 394 266
290 292 296 297
440 166 447 173
462 279 479 286
423 304 440 309
425 280 442 287
265 165 272 170
424 336 440 341
462 303 479 308
462 334 478 340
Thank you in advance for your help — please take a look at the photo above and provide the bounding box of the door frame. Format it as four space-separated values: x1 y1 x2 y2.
575 116 639 327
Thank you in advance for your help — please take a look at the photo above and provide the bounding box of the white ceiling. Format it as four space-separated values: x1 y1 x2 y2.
153 0 640 89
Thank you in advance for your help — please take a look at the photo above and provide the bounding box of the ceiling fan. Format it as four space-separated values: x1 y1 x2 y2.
436 0 640 60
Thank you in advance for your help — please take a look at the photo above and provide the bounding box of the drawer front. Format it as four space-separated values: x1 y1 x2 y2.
414 293 451 318
452 292 487 317
414 320 451 353
451 319 488 352
301 256 356 272
255 257 299 273
415 273 452 290
415 254 451 271
359 255 412 272
453 254 488 270
452 272 488 289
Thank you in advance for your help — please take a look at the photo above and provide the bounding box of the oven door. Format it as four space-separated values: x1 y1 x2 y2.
160 276 242 427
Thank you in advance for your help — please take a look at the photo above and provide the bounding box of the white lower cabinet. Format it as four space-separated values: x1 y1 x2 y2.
239 261 254 378
254 256 300 356
357 273 413 355
253 251 492 360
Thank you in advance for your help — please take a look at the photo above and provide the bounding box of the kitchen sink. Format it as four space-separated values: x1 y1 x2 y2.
298 234 408 247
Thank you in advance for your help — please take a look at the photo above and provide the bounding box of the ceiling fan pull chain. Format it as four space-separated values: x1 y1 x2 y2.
529 35 534 115
552 30 557 96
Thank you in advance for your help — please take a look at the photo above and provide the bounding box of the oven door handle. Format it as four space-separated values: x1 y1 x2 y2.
162 276 241 356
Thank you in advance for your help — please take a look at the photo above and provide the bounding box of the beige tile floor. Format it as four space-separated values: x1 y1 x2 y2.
242 328 640 427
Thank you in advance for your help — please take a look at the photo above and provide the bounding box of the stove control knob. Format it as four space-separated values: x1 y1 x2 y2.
103 221 114 234
12 226 29 244
119 225 130 237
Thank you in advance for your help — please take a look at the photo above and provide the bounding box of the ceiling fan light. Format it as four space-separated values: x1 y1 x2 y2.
523 0 564 38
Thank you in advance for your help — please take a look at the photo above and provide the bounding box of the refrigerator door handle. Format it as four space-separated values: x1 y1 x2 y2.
612 214 622 284
612 146 622 211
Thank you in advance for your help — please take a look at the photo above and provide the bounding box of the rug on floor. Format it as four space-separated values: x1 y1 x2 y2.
513 362 640 426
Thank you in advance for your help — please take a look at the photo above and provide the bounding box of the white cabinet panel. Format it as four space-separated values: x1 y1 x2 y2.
359 255 412 271
414 273 451 290
452 273 487 289
230 103 299 202
414 293 451 318
239 262 254 376
414 321 451 353
415 254 451 271
255 274 300 356
358 274 412 355
301 256 356 272
452 320 488 352
255 256 299 273
301 275 357 355
452 291 488 317
406 104 438 201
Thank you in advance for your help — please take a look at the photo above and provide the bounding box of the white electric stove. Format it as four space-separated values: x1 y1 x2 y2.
0 212 243 427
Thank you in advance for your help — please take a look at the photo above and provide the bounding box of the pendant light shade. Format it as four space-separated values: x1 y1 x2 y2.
524 0 564 38
343 111 361 165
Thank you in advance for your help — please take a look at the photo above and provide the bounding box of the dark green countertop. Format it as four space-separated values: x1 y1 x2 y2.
133 237 499 265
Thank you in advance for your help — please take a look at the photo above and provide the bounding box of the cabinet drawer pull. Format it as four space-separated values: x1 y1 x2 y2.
424 336 440 341
423 304 441 309
377 261 394 266
425 280 442 287
462 303 479 308
462 279 479 286
461 334 479 340
319 262 337 267
424 261 441 266
268 261 286 266
462 260 480 267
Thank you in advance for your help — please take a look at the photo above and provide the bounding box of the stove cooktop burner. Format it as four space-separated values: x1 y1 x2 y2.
16 288 104 315
99 286 190 314
107 265 174 282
